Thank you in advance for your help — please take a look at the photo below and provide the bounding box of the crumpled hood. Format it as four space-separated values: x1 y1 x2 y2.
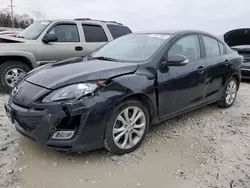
0 35 26 43
25 57 139 89
224 28 250 47
0 35 37 52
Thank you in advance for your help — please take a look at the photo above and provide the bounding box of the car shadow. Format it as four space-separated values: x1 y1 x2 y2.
11 78 248 164
17 102 219 163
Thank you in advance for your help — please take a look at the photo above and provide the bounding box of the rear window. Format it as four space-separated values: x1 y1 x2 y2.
107 24 132 39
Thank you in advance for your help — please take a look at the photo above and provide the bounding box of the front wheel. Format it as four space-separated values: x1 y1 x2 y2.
0 61 30 93
217 77 238 108
104 100 150 155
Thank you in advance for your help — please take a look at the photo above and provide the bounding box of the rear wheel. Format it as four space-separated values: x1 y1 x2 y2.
0 61 31 93
217 77 238 108
104 100 149 155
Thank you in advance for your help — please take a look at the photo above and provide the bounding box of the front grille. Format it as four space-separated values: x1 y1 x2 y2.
14 113 43 132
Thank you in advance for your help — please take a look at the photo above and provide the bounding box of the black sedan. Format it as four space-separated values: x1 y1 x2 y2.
5 30 243 155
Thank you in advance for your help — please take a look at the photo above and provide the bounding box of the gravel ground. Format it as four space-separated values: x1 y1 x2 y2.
0 82 250 188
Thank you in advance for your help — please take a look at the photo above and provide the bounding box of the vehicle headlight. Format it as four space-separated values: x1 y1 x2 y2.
42 82 100 102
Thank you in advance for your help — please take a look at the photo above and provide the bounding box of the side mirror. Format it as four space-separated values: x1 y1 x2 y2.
161 54 189 67
42 33 58 43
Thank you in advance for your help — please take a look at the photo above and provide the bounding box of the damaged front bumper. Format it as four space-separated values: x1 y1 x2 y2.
5 95 113 152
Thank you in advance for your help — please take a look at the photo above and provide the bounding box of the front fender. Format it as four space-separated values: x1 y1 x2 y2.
0 51 38 68
97 73 158 122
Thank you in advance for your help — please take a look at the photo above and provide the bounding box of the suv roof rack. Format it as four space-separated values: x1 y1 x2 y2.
74 18 123 25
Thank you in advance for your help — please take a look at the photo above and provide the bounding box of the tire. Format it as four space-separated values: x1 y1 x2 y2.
104 100 150 155
0 61 31 94
217 77 238 108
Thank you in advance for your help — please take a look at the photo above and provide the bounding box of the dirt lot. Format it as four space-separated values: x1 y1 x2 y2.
1 82 250 188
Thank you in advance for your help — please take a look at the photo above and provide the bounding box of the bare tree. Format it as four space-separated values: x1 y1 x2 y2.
0 8 34 29
32 10 47 21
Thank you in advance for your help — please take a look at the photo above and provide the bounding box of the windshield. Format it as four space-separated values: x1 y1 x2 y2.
18 21 51 40
91 33 171 62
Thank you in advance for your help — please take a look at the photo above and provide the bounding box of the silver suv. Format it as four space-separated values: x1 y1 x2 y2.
0 18 132 93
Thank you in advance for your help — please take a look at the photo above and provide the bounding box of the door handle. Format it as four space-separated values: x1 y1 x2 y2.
197 66 205 74
224 60 229 66
75 46 83 51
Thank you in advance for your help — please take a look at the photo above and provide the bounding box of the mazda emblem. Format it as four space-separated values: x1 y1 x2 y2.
12 86 19 96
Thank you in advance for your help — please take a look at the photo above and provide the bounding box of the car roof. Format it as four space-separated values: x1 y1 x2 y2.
134 30 218 37
41 18 124 26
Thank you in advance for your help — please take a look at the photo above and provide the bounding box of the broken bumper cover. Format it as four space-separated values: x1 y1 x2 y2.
6 96 113 152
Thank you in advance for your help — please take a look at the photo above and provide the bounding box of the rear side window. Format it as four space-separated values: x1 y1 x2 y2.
203 36 220 57
107 24 132 39
82 24 108 42
48 24 80 42
218 42 225 55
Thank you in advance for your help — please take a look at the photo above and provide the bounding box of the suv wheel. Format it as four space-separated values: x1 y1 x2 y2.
104 100 149 155
0 61 31 93
217 77 238 108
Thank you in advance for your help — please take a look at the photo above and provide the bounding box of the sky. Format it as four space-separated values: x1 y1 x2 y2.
0 0 250 35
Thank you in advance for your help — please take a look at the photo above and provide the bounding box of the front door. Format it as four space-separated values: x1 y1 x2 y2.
37 23 84 61
157 34 207 119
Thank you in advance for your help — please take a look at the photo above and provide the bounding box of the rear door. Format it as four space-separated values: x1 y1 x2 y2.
81 24 109 56
201 35 231 103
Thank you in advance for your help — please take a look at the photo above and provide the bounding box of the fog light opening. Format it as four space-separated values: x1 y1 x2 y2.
52 131 75 140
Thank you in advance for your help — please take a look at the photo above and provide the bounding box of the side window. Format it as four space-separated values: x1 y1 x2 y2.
48 24 80 42
82 24 108 42
168 35 201 61
203 36 220 57
218 42 225 55
107 24 132 39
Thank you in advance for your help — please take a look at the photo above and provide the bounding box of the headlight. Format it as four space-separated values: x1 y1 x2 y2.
42 83 99 102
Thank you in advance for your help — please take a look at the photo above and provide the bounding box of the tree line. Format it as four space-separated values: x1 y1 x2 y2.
0 8 34 29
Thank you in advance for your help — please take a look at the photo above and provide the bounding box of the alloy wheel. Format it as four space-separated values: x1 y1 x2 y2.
225 79 237 105
112 106 146 149
5 68 26 88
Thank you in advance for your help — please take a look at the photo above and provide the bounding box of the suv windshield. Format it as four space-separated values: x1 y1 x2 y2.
18 21 51 40
91 34 171 62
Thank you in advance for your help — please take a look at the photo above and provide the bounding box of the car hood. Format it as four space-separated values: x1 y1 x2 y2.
223 28 250 47
25 57 139 89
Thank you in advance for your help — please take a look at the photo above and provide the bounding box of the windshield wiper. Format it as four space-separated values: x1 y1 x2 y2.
91 56 120 62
